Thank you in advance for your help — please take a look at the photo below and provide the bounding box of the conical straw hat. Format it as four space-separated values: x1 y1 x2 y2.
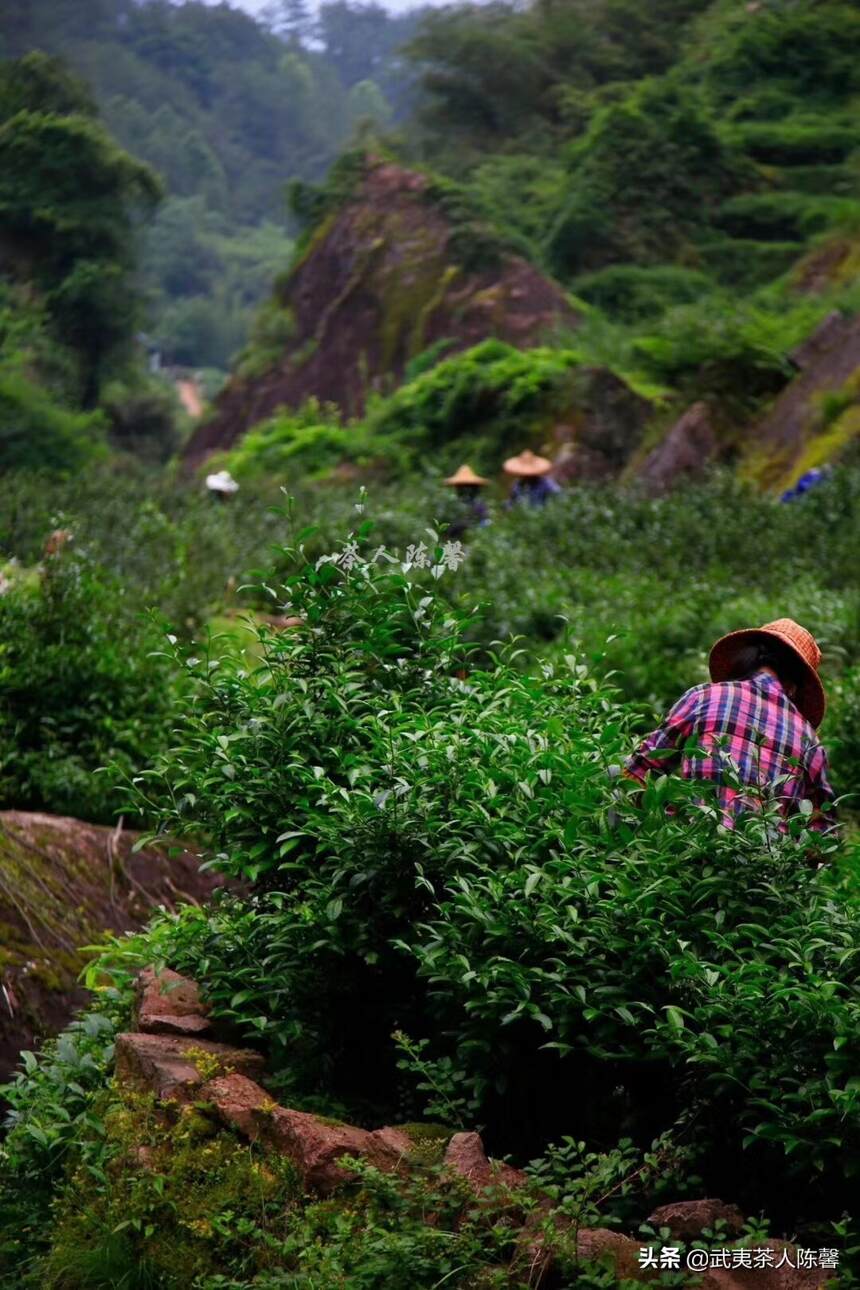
709 617 825 728
443 464 489 486
503 449 552 477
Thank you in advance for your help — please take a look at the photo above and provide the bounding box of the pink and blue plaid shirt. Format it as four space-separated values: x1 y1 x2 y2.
625 669 836 830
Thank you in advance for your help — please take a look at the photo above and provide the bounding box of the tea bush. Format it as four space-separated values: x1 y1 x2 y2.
80 512 860 1239
0 547 185 822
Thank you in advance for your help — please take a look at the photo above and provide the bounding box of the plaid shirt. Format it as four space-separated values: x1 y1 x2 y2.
625 669 836 830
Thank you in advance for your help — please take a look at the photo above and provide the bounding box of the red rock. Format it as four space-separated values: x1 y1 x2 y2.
788 311 848 370
578 1228 647 1280
699 1241 826 1290
182 155 582 467
749 311 860 489
496 1163 528 1190
200 1072 273 1139
268 1107 402 1194
647 1198 745 1240
115 1033 264 1104
200 1080 405 1192
0 810 227 1087
516 1223 827 1290
140 1013 212 1037
444 1131 527 1197
638 401 718 494
370 1126 416 1158
444 1131 491 1185
135 966 212 1038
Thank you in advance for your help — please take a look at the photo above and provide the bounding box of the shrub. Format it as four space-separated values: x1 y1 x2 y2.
0 989 129 1273
701 4 860 104
366 339 582 470
730 118 860 166
714 193 857 243
0 365 105 472
0 547 184 822
101 376 179 463
696 238 804 290
86 511 860 1233
545 78 749 276
226 401 408 482
630 297 822 406
572 264 714 322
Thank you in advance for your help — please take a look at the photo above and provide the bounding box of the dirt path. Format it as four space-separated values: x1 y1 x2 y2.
177 378 204 418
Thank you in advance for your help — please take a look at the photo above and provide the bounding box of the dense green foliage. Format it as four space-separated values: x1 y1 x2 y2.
1 472 860 1279
0 55 178 469
403 0 860 323
72 511 860 1232
0 53 161 405
6 0 860 1282
0 0 429 368
0 547 184 822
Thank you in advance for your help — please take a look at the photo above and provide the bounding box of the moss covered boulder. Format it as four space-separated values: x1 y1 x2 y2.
743 312 860 490
184 156 581 468
0 811 224 1082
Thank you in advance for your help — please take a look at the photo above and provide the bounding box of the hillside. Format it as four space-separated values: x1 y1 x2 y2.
5 7 860 1283
184 155 583 465
0 0 430 369
169 0 860 490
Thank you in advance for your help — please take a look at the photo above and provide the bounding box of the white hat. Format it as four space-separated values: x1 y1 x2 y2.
205 470 239 495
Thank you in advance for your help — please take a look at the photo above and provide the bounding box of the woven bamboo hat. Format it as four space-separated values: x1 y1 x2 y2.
503 449 552 478
443 464 489 487
709 618 825 728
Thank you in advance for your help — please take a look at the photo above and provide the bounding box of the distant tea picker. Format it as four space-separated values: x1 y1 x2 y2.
442 464 491 537
625 618 836 835
503 449 562 508
443 448 563 524
205 469 239 501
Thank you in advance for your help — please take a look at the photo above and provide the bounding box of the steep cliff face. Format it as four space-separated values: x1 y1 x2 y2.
183 159 581 468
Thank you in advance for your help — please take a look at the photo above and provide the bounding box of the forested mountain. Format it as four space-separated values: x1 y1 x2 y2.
188 0 860 492
406 0 860 302
0 52 168 469
0 0 429 369
5 0 860 479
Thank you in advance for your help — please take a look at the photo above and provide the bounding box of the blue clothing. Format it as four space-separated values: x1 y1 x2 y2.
508 476 562 508
780 468 829 503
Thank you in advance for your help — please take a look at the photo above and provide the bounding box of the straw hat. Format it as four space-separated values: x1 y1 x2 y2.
443 464 489 487
503 449 553 478
709 618 825 728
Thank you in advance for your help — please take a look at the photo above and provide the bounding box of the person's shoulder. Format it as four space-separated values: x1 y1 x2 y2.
669 681 710 712
676 678 746 711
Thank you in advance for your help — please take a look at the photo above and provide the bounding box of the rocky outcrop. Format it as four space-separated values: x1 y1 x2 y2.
443 1130 527 1194
183 157 581 467
517 1219 827 1290
111 967 831 1288
648 1199 745 1240
0 811 225 1083
637 402 719 494
135 966 212 1037
747 311 860 490
115 1032 265 1103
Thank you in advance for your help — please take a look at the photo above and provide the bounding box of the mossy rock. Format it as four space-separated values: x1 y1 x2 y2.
0 812 223 1084
392 1121 455 1165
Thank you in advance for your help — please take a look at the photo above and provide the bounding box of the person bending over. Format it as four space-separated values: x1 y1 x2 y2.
625 619 836 832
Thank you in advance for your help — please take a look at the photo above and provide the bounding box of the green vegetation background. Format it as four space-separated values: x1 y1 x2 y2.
4 0 860 1285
